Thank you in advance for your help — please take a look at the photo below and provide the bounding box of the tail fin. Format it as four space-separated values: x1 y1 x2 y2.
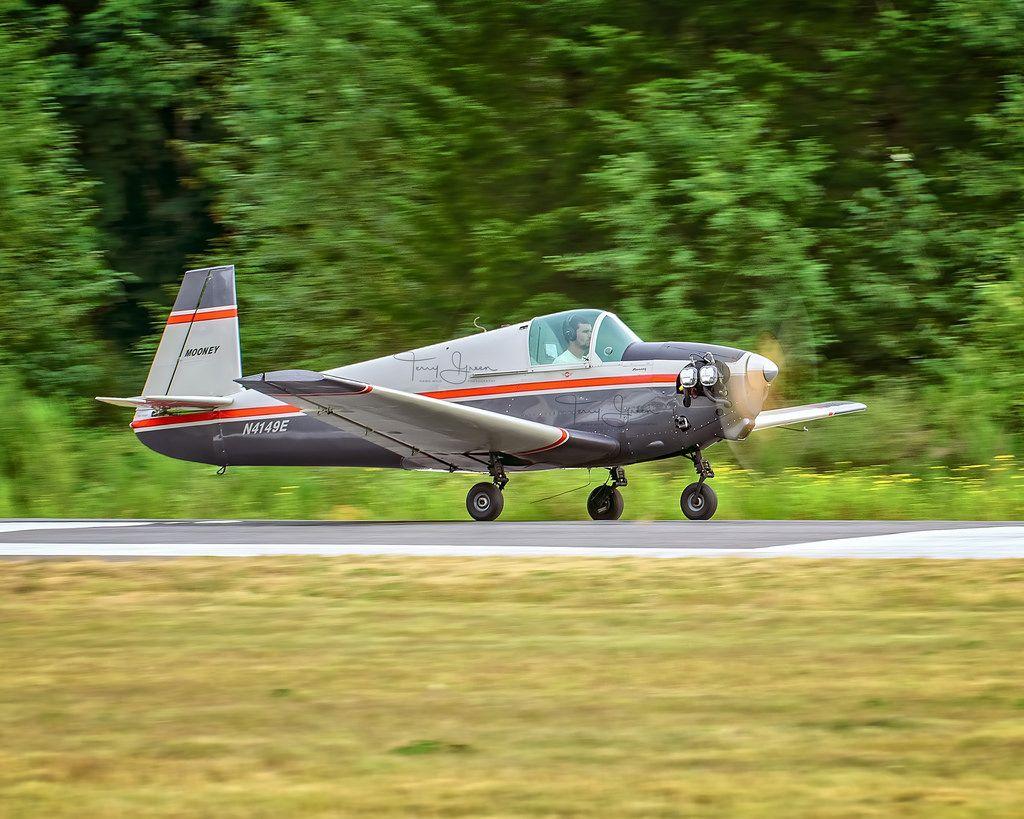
141 265 242 398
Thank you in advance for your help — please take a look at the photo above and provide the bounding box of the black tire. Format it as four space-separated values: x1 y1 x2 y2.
680 482 718 520
587 485 624 520
467 482 504 521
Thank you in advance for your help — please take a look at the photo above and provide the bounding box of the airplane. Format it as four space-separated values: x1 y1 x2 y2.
98 265 866 521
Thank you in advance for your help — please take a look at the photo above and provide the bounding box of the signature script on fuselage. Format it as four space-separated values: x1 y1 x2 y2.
554 392 665 427
393 350 497 385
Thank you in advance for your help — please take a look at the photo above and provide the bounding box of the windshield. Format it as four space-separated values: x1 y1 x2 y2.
593 313 641 362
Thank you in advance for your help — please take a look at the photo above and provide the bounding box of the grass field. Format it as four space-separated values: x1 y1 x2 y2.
1 559 1023 817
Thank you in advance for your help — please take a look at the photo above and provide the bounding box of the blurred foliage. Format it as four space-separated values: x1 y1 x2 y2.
0 0 1022 472
0 13 121 394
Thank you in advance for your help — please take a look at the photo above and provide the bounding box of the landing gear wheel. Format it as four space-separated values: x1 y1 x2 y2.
680 482 718 520
587 485 624 520
467 482 504 521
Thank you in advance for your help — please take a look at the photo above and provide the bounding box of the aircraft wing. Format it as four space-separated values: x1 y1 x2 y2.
237 370 618 470
753 401 866 432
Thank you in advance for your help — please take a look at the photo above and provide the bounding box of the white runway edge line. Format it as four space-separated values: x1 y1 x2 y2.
2 527 1024 558
0 521 152 534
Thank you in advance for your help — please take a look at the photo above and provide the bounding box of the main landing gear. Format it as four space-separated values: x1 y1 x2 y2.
587 467 627 521
680 447 718 520
466 456 508 521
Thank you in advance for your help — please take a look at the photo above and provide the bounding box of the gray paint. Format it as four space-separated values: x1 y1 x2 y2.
171 265 236 312
220 414 407 467
139 414 404 468
245 370 370 395
138 420 225 465
135 383 728 470
3 520 1020 560
622 341 747 364
485 388 723 464
237 371 625 468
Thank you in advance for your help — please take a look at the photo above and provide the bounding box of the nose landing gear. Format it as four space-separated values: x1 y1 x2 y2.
587 467 627 520
680 448 718 520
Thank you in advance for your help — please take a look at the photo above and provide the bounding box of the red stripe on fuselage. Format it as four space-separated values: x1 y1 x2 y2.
420 373 676 400
166 307 238 325
131 375 675 431
131 404 298 429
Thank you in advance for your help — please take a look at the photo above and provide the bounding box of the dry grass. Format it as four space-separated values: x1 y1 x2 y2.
1 559 1023 817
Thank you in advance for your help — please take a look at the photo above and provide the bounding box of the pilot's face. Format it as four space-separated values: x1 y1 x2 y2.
576 323 593 347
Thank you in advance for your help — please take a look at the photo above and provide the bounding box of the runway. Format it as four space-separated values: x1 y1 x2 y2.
2 519 1024 558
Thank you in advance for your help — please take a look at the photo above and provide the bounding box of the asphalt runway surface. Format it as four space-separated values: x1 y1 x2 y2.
1 519 1024 558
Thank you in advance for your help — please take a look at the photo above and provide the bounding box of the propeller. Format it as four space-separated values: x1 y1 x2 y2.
724 307 820 472
670 287 822 472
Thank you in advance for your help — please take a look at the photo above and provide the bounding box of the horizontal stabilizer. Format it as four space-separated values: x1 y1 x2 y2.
753 400 866 432
96 395 234 410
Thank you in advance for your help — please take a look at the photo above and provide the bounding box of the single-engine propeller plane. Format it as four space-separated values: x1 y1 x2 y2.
98 266 866 520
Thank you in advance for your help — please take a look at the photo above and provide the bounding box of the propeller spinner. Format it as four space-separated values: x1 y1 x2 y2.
718 351 780 441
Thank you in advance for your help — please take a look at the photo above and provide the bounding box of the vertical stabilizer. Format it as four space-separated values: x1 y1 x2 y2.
142 265 242 397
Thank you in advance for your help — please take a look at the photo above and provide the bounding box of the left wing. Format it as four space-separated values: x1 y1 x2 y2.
237 370 618 470
753 401 866 432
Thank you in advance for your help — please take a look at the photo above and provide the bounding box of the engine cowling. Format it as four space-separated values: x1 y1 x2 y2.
718 352 778 440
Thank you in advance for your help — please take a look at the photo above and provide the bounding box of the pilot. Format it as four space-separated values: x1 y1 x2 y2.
553 315 593 365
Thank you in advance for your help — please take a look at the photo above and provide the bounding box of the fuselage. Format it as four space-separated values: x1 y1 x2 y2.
131 312 773 472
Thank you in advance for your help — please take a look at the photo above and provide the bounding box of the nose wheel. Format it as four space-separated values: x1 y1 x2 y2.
681 447 718 520
680 482 718 520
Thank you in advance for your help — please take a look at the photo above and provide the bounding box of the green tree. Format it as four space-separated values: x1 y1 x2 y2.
555 73 830 356
0 12 120 395
42 0 248 361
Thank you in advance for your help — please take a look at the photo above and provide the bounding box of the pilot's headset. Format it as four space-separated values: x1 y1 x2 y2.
562 314 584 344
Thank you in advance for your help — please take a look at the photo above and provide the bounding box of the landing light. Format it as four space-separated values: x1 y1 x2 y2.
678 366 698 389
699 364 719 387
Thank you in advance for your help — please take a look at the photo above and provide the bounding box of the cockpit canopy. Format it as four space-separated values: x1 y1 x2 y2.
528 310 641 366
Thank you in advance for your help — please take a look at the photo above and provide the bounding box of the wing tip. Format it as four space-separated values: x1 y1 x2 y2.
96 396 145 408
753 400 867 431
833 401 867 415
